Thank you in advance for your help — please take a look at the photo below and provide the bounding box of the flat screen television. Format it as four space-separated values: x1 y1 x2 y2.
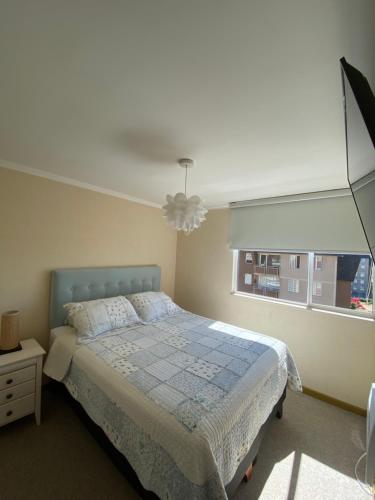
341 58 375 493
341 57 375 262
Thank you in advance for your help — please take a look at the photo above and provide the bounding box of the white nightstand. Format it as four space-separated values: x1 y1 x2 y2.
0 339 45 427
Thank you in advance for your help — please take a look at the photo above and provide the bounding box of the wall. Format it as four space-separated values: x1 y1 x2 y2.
175 208 375 409
0 167 177 349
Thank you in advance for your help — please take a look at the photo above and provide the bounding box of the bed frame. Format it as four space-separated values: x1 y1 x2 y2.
48 265 286 499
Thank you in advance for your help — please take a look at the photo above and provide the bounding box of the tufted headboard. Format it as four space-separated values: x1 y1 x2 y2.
49 265 161 328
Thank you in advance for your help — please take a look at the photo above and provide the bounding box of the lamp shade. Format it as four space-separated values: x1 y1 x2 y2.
162 159 207 234
162 193 207 234
1 310 20 351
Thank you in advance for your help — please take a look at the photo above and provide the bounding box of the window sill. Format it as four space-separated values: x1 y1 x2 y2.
231 291 374 321
310 305 374 322
231 291 307 310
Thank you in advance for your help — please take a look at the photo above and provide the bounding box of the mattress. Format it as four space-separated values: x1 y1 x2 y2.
44 311 301 500
49 326 63 347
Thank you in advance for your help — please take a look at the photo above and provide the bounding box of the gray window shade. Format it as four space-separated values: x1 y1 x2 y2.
228 190 368 252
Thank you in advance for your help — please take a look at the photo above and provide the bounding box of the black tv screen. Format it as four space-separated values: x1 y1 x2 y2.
341 58 375 262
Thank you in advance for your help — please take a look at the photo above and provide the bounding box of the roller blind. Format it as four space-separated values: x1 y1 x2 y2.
228 190 369 252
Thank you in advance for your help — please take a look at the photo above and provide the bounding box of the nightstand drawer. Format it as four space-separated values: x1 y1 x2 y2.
0 365 36 391
0 394 35 427
0 379 35 406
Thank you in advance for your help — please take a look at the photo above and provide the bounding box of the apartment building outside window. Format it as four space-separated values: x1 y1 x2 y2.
234 250 374 317
236 251 308 304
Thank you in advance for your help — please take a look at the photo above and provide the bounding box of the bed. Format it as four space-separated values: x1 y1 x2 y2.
44 265 301 499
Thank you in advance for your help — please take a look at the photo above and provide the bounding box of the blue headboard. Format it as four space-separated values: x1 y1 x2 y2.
49 265 161 328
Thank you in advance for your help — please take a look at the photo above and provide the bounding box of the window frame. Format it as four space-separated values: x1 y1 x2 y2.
232 249 374 320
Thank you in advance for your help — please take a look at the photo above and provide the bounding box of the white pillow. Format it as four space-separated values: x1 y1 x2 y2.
63 296 140 338
126 291 182 323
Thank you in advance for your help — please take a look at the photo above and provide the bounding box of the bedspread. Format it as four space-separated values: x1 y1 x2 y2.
44 311 301 500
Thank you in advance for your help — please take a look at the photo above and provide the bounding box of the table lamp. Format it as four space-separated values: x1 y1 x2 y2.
0 310 22 355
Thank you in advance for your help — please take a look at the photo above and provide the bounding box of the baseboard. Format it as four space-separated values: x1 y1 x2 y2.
303 386 366 417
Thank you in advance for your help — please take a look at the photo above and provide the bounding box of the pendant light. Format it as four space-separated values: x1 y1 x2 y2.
162 158 207 234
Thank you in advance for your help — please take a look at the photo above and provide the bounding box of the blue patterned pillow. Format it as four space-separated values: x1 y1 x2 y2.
63 296 140 338
126 292 182 323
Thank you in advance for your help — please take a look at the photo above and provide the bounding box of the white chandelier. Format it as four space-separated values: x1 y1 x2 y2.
162 158 207 234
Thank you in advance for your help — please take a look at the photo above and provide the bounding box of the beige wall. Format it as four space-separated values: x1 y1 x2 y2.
0 167 177 350
175 208 375 409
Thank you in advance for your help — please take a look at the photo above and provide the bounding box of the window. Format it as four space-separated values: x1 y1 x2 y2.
313 281 322 297
244 273 252 285
289 255 300 269
258 253 280 268
245 252 253 263
235 250 374 317
270 254 281 267
258 254 267 267
288 279 300 293
312 253 373 313
315 255 323 271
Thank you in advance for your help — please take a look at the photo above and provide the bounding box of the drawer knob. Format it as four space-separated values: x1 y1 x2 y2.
6 410 13 417
6 393 13 400
6 378 13 385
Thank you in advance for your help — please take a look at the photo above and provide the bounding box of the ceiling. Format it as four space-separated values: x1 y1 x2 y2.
0 1 374 208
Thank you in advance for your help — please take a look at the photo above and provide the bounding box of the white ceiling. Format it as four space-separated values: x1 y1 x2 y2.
0 1 374 208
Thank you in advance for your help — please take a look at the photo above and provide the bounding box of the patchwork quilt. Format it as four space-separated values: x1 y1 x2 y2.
46 311 301 500
84 312 299 432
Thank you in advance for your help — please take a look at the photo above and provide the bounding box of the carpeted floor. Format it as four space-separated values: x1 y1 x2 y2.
0 387 368 500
